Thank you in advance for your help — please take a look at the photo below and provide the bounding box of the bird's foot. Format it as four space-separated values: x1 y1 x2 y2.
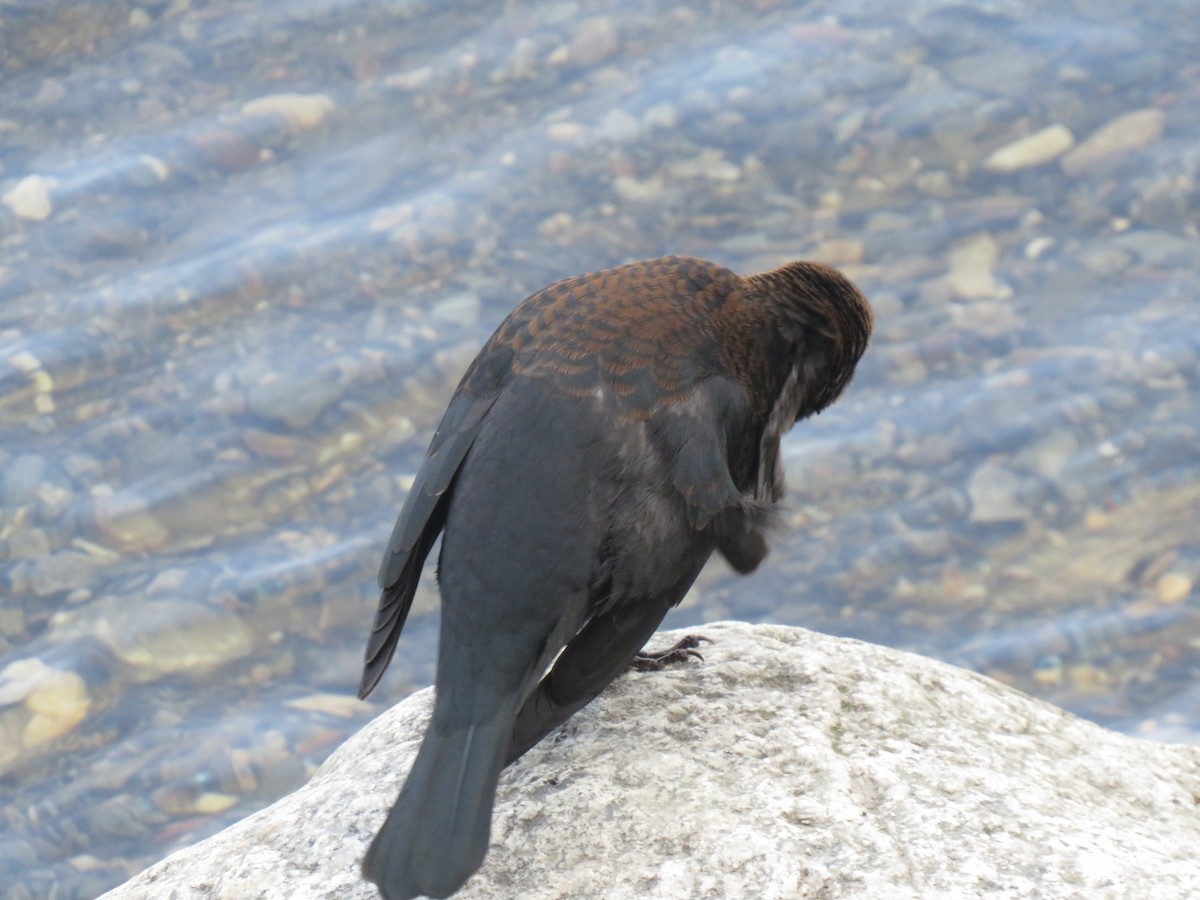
630 635 713 671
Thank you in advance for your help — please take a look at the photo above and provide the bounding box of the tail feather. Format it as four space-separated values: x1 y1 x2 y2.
363 715 510 899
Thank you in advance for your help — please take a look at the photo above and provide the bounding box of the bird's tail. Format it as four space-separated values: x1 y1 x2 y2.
363 713 510 899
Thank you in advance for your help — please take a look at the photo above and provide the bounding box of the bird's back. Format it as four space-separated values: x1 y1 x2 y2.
460 256 744 417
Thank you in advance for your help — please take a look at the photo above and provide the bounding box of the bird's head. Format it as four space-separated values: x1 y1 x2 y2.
743 260 873 423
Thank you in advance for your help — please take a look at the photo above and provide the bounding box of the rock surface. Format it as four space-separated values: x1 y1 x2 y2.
101 623 1200 900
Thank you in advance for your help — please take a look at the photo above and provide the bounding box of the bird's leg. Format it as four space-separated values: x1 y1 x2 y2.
505 600 673 765
629 634 713 671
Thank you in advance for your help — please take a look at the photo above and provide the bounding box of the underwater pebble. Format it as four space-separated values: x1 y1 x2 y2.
564 17 619 67
967 462 1030 524
983 125 1074 172
240 93 335 132
96 599 255 677
1061 108 1165 175
2 175 57 221
1155 572 1193 604
947 233 1001 299
430 291 482 327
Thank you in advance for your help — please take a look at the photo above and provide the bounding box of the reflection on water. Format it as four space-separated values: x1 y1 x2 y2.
1 0 1198 895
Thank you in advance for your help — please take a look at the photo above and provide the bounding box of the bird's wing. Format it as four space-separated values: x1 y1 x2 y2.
649 374 755 530
497 258 759 528
358 388 499 699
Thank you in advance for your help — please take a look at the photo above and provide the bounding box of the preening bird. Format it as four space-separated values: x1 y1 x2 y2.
359 255 872 899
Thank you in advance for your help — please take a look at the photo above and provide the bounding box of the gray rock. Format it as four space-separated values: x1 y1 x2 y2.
28 550 103 596
246 373 342 430
967 461 1031 523
429 291 482 327
982 125 1074 173
100 622 1200 900
1061 108 1165 175
1111 230 1198 268
1 453 47 505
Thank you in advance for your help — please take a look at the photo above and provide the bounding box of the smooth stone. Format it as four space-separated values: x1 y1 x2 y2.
240 93 335 132
982 124 1074 172
101 623 1200 900
968 461 1030 523
1061 108 1165 175
2 175 57 222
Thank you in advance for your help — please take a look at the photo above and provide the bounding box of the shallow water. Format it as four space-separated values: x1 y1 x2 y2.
1 0 1198 896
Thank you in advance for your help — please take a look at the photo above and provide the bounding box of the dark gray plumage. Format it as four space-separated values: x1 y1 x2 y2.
358 255 873 898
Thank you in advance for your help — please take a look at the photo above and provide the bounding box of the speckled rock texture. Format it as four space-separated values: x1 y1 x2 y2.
102 622 1200 900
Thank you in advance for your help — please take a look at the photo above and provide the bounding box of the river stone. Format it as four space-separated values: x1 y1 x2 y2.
1061 108 1165 175
101 622 1200 900
982 124 1074 172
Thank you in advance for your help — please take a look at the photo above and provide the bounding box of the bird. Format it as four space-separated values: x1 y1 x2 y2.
358 255 873 899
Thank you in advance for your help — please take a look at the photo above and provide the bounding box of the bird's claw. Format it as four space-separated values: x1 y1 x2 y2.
630 634 713 671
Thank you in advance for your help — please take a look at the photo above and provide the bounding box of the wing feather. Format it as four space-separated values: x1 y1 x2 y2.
359 391 498 699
